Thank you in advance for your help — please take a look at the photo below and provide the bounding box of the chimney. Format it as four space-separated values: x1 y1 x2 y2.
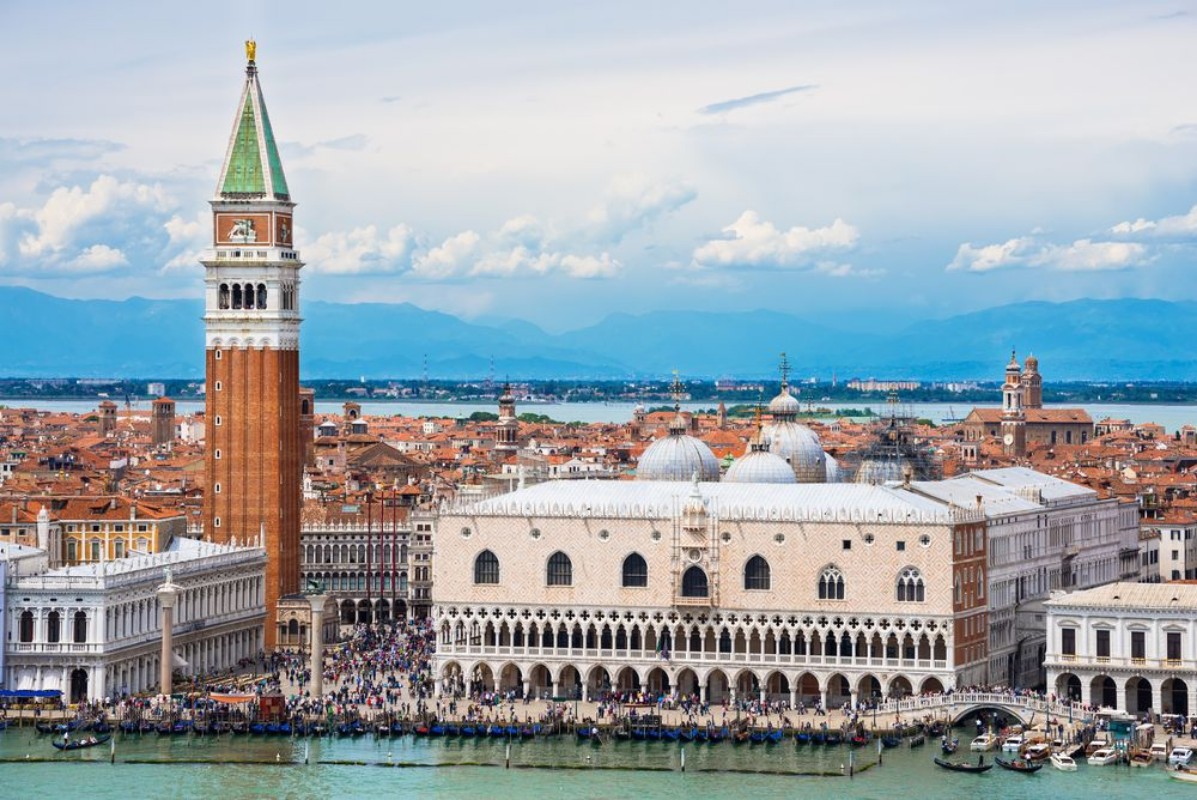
975 494 983 511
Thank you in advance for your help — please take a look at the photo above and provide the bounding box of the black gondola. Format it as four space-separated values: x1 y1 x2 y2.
995 757 1043 774
53 734 111 751
941 737 959 754
934 757 993 773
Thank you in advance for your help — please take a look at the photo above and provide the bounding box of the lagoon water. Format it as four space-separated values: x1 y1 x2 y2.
0 728 1191 800
8 399 1197 431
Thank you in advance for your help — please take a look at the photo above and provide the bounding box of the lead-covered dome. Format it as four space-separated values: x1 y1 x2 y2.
765 420 827 482
638 434 721 481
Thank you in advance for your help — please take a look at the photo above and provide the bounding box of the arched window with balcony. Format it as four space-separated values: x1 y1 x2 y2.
682 566 708 598
19 611 34 643
47 611 61 643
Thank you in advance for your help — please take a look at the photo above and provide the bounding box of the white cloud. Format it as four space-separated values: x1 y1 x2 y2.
18 175 172 260
815 261 884 278
300 224 417 275
1110 204 1197 238
1029 239 1150 271
586 174 697 244
947 237 1035 272
410 230 482 279
71 244 128 271
691 210 858 270
948 236 1149 272
0 174 179 275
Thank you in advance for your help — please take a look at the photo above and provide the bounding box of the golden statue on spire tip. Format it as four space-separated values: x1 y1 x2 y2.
245 39 257 63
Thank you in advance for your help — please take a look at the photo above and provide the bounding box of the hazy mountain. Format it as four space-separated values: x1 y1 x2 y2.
2 286 1196 380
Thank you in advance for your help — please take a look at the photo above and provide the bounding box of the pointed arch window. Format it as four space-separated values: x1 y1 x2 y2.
547 551 572 586
473 550 499 585
681 566 708 598
896 567 925 602
744 555 771 590
818 565 845 600
622 552 648 587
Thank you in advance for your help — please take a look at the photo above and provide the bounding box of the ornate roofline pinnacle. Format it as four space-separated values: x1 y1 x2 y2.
245 38 257 75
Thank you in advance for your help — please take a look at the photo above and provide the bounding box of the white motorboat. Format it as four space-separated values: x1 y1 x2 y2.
1002 734 1026 753
1171 767 1197 783
1050 751 1078 772
1171 746 1195 767
970 733 998 752
1151 742 1170 761
1087 747 1122 766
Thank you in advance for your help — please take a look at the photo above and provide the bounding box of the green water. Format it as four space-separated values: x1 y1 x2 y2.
0 729 1188 800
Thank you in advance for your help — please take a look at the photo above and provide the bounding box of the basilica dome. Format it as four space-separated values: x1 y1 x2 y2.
765 420 827 482
824 453 845 483
854 457 905 486
637 412 720 481
724 448 797 484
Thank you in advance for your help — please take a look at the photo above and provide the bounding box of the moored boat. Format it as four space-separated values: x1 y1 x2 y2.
1049 751 1077 771
969 733 998 752
941 737 959 755
1023 742 1051 762
1087 747 1122 766
1170 767 1197 783
1130 749 1155 768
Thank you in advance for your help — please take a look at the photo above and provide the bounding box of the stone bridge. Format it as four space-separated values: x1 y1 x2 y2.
874 691 1092 727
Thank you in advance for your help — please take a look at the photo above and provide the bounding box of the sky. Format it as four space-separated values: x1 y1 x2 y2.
1 1 1196 331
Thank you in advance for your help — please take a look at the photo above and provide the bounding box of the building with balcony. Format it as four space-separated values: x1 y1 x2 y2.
1045 582 1197 718
2 537 265 702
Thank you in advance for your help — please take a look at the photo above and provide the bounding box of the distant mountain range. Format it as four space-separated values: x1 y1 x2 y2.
1 286 1193 380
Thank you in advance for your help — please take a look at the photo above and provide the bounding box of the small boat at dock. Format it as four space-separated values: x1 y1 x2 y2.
995 757 1043 774
1049 751 1077 771
53 734 111 751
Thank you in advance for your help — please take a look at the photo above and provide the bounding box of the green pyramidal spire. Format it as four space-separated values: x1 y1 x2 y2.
217 46 290 201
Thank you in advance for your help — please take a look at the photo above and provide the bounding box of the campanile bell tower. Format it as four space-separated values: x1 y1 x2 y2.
201 41 303 648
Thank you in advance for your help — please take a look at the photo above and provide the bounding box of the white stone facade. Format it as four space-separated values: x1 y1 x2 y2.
3 537 265 701
433 480 991 706
1046 582 1197 719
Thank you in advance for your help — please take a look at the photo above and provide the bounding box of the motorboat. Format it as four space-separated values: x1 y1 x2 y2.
1170 746 1195 767
1171 767 1197 784
1001 734 1026 753
1023 742 1051 762
1150 742 1169 761
1087 747 1122 766
1130 749 1156 767
1050 751 1077 772
969 733 998 752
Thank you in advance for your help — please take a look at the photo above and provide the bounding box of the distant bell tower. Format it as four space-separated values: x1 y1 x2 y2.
1021 353 1042 409
1001 350 1026 457
495 383 518 453
201 40 303 649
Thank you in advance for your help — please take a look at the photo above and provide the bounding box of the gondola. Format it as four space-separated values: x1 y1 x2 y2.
909 734 926 748
680 727 697 742
850 734 870 748
486 724 504 739
733 729 750 745
882 735 902 749
695 728 709 743
795 730 811 745
766 728 783 744
460 725 476 738
249 722 267 735
749 730 767 744
53 734 111 751
941 737 959 755
934 757 993 773
522 725 539 740
928 721 946 737
825 730 843 746
662 728 680 742
432 724 448 737
646 728 662 741
709 726 729 744
995 757 1043 774
811 731 826 745
119 720 139 734
412 724 430 737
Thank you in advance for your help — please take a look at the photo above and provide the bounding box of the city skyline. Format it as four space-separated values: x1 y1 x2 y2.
1 2 1196 330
